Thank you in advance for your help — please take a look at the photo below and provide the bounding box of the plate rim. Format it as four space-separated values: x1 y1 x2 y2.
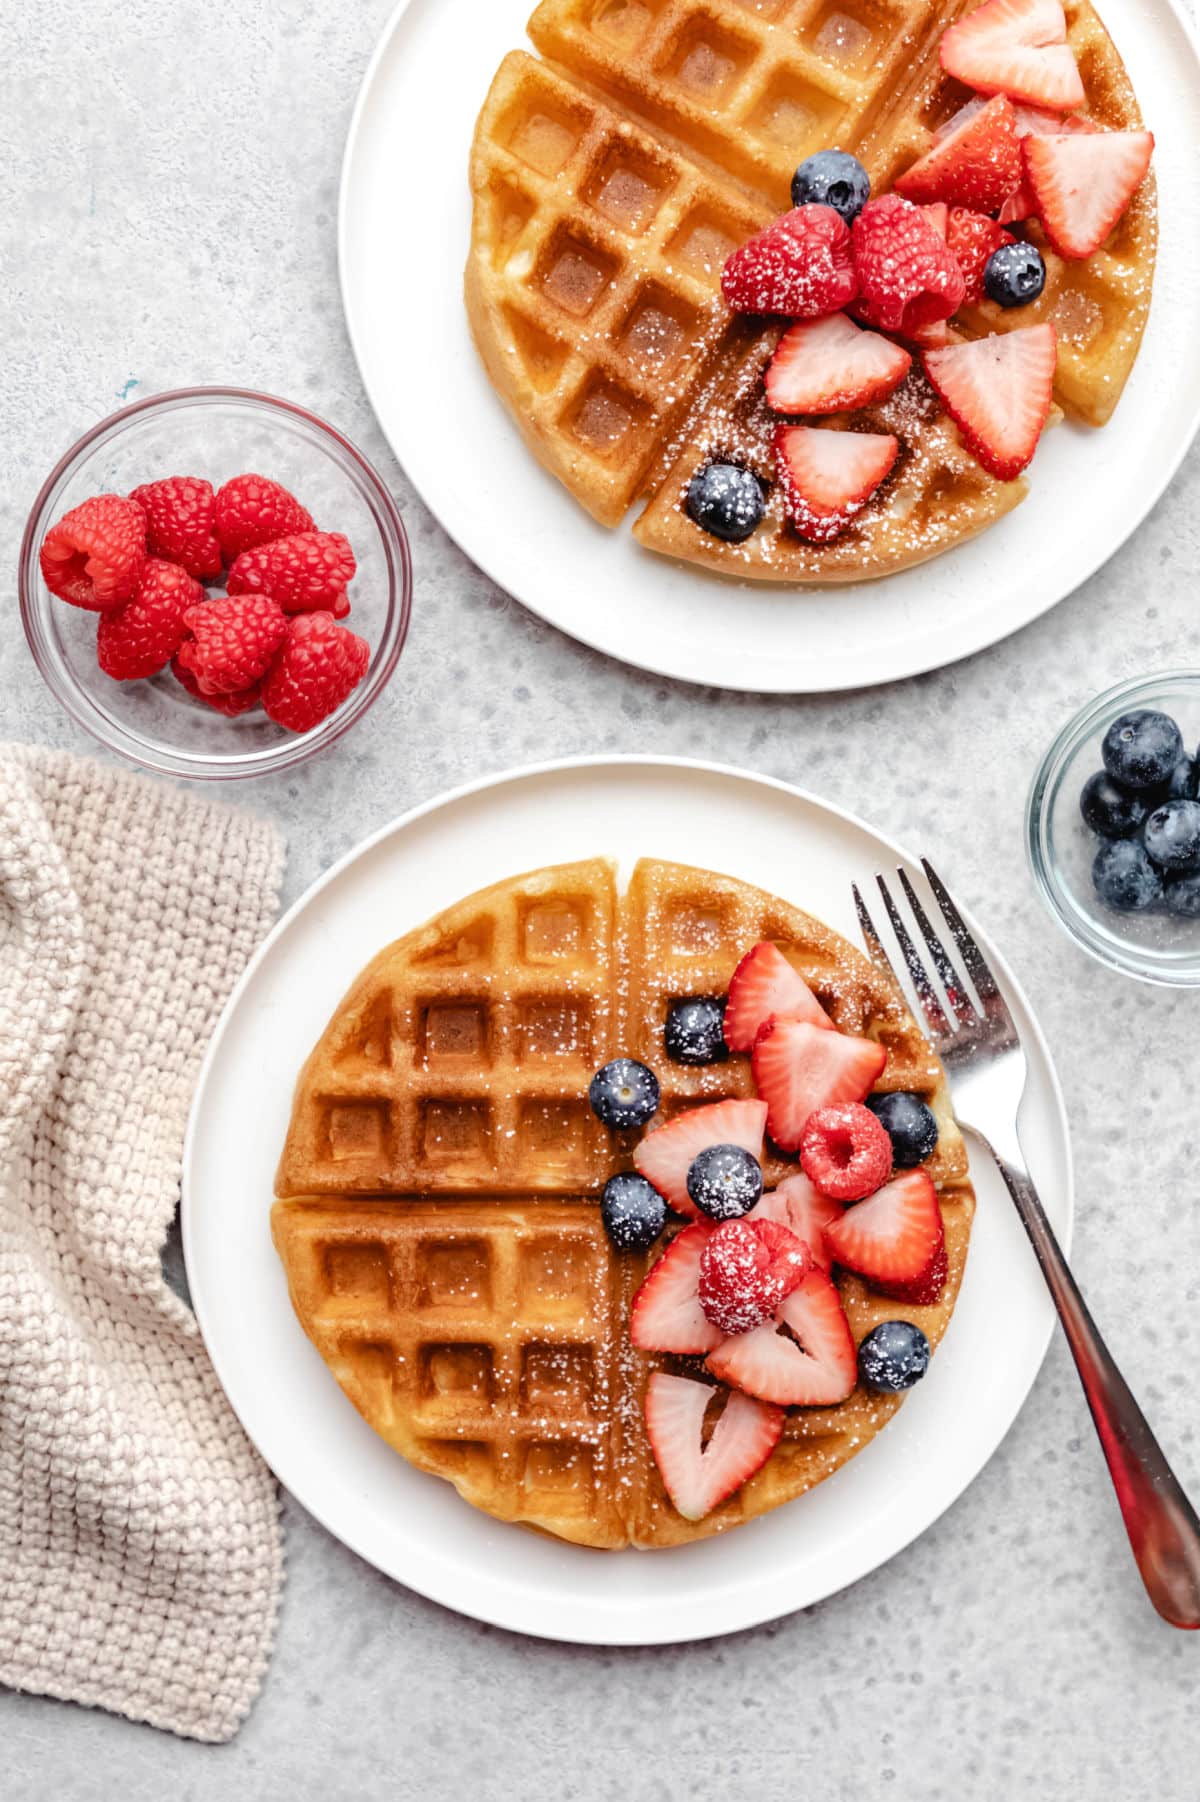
182 752 1076 1643
336 0 1200 694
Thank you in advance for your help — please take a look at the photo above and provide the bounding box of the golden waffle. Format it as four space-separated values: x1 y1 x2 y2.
273 858 976 1549
465 0 1156 573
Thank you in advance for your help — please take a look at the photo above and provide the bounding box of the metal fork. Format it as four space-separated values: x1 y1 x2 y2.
853 857 1200 1630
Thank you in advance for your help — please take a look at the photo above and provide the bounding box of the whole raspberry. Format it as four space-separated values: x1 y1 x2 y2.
851 195 966 338
227 530 355 614
213 473 314 560
96 558 204 681
40 493 147 611
799 1102 893 1201
722 204 857 319
129 475 224 579
177 592 288 694
262 611 371 733
697 1217 811 1337
171 653 264 716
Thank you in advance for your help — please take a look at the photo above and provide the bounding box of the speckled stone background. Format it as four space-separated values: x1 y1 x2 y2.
3 0 1199 1795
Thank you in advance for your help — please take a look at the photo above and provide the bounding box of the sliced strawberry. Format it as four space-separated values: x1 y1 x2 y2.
750 1174 842 1273
921 201 950 238
873 1235 950 1306
752 1018 888 1153
774 424 899 544
946 208 1015 305
764 314 911 416
629 1222 721 1354
997 184 1037 225
644 1372 784 1520
923 323 1056 480
724 941 831 1054
1022 129 1154 260
895 94 1022 213
940 0 1085 112
706 1269 857 1407
633 1098 768 1218
823 1168 944 1288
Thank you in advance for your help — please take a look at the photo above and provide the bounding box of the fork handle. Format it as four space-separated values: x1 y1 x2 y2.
991 1148 1200 1629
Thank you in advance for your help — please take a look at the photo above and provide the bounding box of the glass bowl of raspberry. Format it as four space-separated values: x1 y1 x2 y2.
19 387 411 779
1027 671 1200 987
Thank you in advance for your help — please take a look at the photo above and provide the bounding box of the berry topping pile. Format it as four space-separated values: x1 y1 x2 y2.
589 936 949 1520
687 0 1153 551
1080 708 1200 918
38 469 372 734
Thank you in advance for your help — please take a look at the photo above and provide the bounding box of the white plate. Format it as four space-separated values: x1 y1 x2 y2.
338 0 1200 693
183 757 1073 1644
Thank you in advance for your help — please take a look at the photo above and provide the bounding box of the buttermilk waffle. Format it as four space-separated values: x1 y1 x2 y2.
465 0 1155 578
272 858 975 1549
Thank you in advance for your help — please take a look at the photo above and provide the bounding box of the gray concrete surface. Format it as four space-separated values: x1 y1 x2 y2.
2 1 1198 1795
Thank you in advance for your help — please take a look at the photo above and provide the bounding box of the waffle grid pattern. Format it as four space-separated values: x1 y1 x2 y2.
273 1200 628 1546
468 53 768 526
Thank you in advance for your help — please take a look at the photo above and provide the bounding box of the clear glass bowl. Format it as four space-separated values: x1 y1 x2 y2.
1027 671 1200 987
19 387 411 780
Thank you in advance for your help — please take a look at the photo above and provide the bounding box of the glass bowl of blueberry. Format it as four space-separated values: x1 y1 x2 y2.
1027 672 1200 986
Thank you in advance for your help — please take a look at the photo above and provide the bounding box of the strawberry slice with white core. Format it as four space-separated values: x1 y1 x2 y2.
923 323 1057 481
773 425 899 545
894 94 1022 213
1021 129 1154 260
940 0 1085 112
752 1017 888 1153
629 1222 722 1354
634 1098 767 1218
706 1268 857 1407
644 1372 784 1520
764 314 912 417
724 941 831 1054
751 1174 842 1273
823 1168 945 1288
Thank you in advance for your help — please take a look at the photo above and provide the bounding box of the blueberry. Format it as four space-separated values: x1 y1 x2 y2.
864 1091 938 1167
601 1171 667 1251
1165 870 1200 918
664 996 728 1065
1143 798 1200 872
685 463 765 543
1168 756 1199 801
791 149 870 226
589 1058 660 1129
858 1320 931 1392
1079 770 1153 839
1091 838 1163 912
983 241 1046 308
686 1144 763 1220
1101 709 1184 791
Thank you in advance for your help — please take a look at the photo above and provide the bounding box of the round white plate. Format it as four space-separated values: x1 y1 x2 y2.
338 0 1200 693
184 757 1073 1643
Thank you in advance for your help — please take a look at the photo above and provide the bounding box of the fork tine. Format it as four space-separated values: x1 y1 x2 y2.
851 881 896 980
898 868 979 1029
875 873 954 1040
921 857 1004 1009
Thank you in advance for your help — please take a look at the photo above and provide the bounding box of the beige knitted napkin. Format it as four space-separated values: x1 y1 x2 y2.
0 743 286 1743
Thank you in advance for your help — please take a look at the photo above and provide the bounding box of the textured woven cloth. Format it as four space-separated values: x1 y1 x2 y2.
0 743 286 1743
